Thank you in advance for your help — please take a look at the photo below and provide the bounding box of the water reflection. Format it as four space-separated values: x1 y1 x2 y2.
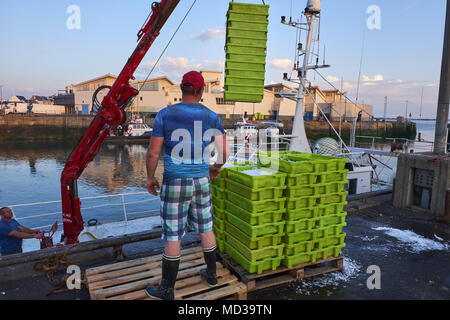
0 140 163 205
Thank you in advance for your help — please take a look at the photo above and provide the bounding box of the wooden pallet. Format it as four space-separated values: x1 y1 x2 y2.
220 253 344 292
85 247 247 300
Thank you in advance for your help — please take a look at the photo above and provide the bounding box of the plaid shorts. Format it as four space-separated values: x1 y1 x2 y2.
160 177 213 241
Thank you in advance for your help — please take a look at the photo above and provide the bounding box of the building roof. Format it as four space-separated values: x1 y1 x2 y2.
131 76 174 86
72 74 117 87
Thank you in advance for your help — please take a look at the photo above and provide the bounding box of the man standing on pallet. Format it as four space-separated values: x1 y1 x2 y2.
145 71 229 300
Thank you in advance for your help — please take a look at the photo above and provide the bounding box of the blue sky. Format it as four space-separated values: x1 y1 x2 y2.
0 0 446 118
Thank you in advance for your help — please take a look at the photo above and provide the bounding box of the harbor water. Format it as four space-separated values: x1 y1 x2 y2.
0 120 437 230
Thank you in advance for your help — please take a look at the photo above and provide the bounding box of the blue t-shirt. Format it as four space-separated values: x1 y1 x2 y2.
152 103 225 181
0 219 22 255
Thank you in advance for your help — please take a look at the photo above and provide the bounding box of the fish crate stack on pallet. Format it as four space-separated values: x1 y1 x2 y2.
261 151 349 268
212 164 288 274
212 152 349 291
211 162 257 253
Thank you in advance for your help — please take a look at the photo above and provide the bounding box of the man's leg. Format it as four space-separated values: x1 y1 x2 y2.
200 230 219 287
146 178 191 300
189 177 218 287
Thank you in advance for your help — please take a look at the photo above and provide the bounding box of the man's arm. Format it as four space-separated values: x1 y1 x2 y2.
9 230 43 239
19 225 39 234
210 134 230 179
146 136 164 195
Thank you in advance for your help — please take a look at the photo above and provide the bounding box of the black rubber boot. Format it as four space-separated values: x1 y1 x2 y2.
200 246 218 287
145 255 180 300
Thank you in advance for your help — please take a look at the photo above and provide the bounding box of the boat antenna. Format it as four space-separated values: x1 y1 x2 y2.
350 26 367 147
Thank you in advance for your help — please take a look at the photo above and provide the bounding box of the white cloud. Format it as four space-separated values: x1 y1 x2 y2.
269 59 292 71
362 74 384 82
137 57 224 83
326 75 339 82
190 28 225 42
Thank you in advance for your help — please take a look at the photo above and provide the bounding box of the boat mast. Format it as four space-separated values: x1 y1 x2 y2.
283 0 324 153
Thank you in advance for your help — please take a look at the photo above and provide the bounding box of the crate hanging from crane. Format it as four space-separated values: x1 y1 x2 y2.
224 1 269 103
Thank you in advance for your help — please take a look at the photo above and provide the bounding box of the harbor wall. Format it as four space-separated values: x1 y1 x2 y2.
0 114 416 143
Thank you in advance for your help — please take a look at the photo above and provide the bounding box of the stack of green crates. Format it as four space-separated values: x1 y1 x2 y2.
224 2 269 103
211 162 256 252
220 165 288 274
258 151 349 268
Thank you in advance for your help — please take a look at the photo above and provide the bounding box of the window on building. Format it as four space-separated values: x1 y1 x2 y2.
216 98 235 105
140 97 143 101
174 98 177 102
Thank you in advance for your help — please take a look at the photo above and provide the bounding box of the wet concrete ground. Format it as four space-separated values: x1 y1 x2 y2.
1 196 449 300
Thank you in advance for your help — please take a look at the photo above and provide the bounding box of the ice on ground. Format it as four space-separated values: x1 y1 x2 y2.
241 168 274 176
360 235 379 241
373 227 449 253
294 256 362 295
22 216 161 253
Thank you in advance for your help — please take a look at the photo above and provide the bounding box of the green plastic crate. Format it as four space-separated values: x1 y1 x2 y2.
285 153 348 172
211 177 226 188
225 84 265 95
216 238 225 252
283 230 322 245
224 232 284 262
315 244 345 261
224 242 283 274
284 240 317 256
224 92 264 103
227 28 268 40
283 223 347 245
226 53 267 65
318 202 348 216
226 60 266 71
317 192 347 205
226 167 286 189
283 207 320 221
227 19 268 32
285 173 320 187
225 200 284 225
316 212 347 228
226 211 285 238
316 233 346 250
318 170 348 183
317 182 348 195
211 185 226 200
228 11 269 23
285 218 319 233
225 179 285 201
225 68 266 79
226 44 267 56
321 223 347 238
228 2 270 15
284 185 318 198
224 221 284 250
281 252 313 268
227 190 286 213
213 225 225 241
225 75 265 86
212 204 226 220
213 215 225 231
286 196 318 210
212 197 226 210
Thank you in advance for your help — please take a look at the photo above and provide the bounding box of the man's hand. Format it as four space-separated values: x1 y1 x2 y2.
147 177 160 196
209 166 221 180
33 229 40 234
34 232 44 239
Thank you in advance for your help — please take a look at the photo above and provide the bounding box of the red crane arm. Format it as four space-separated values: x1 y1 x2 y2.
60 0 180 245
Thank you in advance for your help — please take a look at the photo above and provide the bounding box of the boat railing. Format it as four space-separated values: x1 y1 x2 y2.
7 192 160 231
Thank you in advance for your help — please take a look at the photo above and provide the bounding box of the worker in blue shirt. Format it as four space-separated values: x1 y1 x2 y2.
0 207 43 255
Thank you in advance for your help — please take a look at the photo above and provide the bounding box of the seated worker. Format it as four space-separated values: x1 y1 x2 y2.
0 207 43 256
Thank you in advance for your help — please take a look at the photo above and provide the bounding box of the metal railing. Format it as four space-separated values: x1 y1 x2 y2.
7 191 160 231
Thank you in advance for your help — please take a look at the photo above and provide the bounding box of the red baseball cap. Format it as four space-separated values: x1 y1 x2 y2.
181 71 205 89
